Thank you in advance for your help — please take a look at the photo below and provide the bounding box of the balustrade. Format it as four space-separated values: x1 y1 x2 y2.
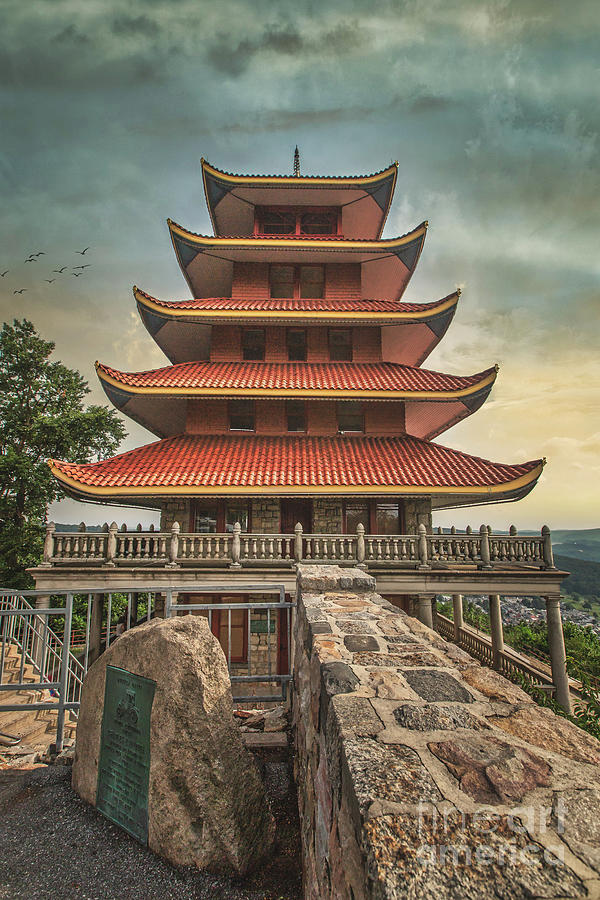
40 521 557 571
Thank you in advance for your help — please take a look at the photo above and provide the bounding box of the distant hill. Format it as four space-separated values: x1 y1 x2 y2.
551 529 600 563
555 554 600 602
55 523 103 533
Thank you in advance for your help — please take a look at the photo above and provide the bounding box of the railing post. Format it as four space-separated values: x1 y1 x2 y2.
452 593 463 643
356 523 366 569
104 521 118 566
479 524 491 569
230 521 242 568
489 594 504 670
55 592 74 753
41 522 56 567
417 523 429 568
545 594 572 714
167 521 180 567
542 525 555 569
294 522 303 563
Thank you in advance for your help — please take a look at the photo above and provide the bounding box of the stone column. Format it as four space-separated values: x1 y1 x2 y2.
489 594 504 670
417 595 434 629
88 593 104 665
452 593 464 643
546 595 572 714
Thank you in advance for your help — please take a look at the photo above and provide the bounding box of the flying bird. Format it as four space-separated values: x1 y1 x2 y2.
25 257 37 263
45 279 55 283
53 266 67 273
33 251 45 257
72 272 83 277
76 247 90 255
73 264 91 270
0 270 8 277
13 289 26 294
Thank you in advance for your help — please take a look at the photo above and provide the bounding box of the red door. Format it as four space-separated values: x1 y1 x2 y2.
280 499 312 533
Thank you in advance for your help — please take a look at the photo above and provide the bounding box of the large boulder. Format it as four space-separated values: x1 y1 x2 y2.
72 615 274 874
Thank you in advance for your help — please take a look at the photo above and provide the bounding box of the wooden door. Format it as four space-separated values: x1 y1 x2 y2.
280 499 312 533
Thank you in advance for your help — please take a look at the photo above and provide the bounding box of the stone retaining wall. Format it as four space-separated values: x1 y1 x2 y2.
292 565 600 899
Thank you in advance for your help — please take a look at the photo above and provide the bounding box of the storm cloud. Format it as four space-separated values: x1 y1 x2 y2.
0 0 598 528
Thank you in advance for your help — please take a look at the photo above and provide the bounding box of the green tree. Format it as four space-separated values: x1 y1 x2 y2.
0 319 126 586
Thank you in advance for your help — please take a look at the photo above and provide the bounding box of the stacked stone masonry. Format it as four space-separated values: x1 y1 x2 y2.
293 565 600 900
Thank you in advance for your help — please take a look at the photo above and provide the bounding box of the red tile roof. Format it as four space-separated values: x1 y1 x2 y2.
97 361 496 395
49 434 543 493
134 287 458 316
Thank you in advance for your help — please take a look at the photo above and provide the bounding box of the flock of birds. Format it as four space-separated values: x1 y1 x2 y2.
2 248 92 294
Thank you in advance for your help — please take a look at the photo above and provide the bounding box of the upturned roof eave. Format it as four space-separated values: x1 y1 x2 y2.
133 286 459 324
94 360 498 402
48 437 545 504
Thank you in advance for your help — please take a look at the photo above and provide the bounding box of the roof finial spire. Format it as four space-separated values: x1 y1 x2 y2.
293 146 300 177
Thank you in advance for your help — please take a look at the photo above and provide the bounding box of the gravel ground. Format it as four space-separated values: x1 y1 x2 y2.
0 752 301 900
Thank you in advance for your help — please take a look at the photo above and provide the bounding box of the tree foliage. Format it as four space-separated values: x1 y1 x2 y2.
0 319 126 586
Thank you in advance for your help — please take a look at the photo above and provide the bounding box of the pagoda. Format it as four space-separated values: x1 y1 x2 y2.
49 154 543 541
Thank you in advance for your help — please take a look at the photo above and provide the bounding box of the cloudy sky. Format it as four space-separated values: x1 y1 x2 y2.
1 0 598 530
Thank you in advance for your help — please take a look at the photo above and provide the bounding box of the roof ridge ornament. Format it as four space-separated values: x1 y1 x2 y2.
293 146 300 177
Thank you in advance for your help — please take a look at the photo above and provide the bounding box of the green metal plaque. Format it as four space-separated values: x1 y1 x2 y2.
96 665 156 844
251 619 276 634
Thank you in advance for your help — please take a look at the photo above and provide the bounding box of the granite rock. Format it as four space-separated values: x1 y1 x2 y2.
72 616 274 874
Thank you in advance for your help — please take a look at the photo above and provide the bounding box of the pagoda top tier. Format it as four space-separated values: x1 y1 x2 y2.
201 159 398 239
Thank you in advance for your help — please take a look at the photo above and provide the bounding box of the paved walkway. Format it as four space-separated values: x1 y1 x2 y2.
0 759 301 900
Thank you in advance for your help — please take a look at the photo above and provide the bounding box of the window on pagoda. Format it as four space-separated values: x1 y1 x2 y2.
287 328 307 361
376 503 401 534
193 502 218 533
261 210 296 235
300 211 338 235
242 328 265 360
286 400 306 432
225 502 250 533
299 266 324 298
337 401 363 433
344 502 369 533
270 265 325 299
257 207 339 236
329 328 353 361
229 399 255 431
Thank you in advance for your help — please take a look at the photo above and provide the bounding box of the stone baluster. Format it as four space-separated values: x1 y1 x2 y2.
41 522 56 566
417 524 429 569
167 521 180 568
479 524 491 569
452 593 463 642
542 525 555 569
230 521 242 568
105 521 118 566
294 522 303 563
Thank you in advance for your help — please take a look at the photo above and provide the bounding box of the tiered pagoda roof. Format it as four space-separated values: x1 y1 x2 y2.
50 155 544 513
50 434 543 507
135 287 459 366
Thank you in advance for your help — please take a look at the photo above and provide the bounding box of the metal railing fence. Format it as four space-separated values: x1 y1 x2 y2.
0 584 290 752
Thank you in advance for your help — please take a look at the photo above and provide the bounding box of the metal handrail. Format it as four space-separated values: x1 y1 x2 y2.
0 583 291 751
